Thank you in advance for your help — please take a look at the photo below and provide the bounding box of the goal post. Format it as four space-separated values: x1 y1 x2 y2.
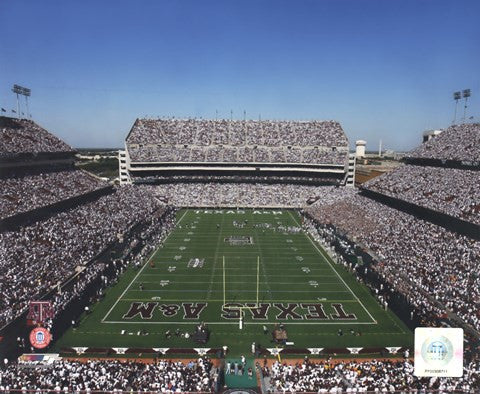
223 255 226 307
256 255 260 306
222 255 261 329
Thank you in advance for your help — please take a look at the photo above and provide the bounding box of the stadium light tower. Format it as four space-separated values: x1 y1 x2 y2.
462 89 471 123
12 84 31 119
452 91 461 124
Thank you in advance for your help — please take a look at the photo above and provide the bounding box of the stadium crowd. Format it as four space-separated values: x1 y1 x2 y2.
267 358 480 392
306 190 480 331
408 123 480 163
153 183 344 207
362 164 480 225
128 118 348 147
0 186 165 327
0 357 217 392
49 206 176 326
126 118 348 165
128 144 347 165
139 174 340 184
0 169 108 220
0 117 73 157
0 356 478 392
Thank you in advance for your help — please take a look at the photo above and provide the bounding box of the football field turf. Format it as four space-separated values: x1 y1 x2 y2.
55 209 412 356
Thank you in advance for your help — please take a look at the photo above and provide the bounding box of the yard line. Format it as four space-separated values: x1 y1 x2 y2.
119 298 359 302
206 211 226 300
102 320 377 325
210 267 335 271
137 281 341 285
127 289 352 293
101 209 189 323
251 211 273 304
141 273 338 278
287 210 377 324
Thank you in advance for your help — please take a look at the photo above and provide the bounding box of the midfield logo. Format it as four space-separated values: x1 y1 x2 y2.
122 302 356 320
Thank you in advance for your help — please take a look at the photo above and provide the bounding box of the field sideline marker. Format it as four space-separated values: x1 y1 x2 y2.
101 320 378 325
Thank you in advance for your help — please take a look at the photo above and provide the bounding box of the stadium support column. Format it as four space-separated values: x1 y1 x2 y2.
346 153 356 187
25 94 30 119
462 89 471 123
453 91 461 124
118 149 131 185
15 92 20 119
12 87 21 119
12 85 30 119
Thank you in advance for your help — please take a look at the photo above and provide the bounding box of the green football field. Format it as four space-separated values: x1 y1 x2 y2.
54 208 412 356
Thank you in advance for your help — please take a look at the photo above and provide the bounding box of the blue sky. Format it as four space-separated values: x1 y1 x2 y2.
0 0 479 150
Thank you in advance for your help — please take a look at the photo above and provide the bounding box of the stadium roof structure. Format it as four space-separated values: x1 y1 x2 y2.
0 116 74 160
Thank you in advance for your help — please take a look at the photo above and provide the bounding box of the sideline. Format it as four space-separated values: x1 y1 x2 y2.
101 209 189 322
287 210 377 324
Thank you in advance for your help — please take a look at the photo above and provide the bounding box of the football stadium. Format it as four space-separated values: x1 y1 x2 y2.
1 114 479 391
1 1 480 392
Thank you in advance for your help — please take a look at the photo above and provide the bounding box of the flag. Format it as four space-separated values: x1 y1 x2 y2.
1 108 5 112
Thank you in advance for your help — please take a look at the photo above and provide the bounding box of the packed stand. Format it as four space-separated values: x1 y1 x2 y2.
153 183 345 208
0 185 164 327
0 116 73 158
0 170 108 220
136 174 341 184
126 118 349 165
306 190 480 331
137 358 215 392
0 357 216 392
49 207 176 327
362 164 480 225
408 123 480 163
268 358 480 392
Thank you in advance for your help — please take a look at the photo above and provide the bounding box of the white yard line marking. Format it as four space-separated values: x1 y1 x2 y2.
119 298 359 302
142 273 338 277
101 320 377 325
137 281 342 285
101 210 189 322
287 210 377 324
126 289 352 293
206 213 226 300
